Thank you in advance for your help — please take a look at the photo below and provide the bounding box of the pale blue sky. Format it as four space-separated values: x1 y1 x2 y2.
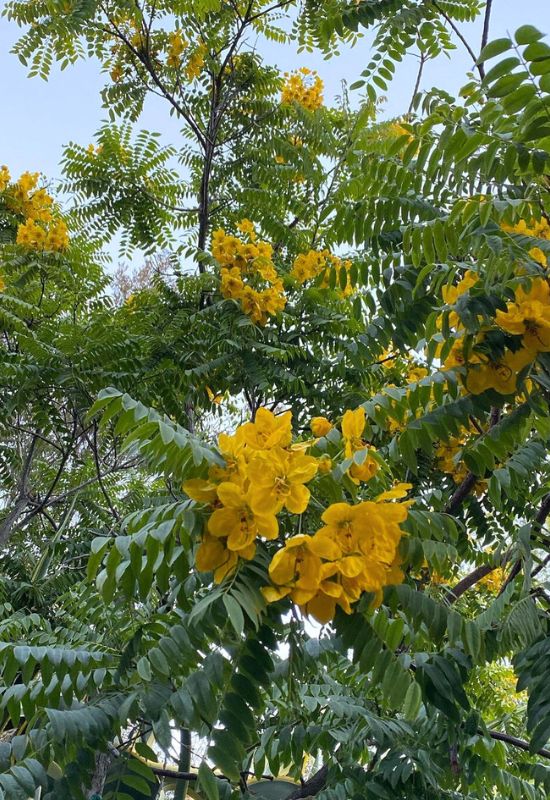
0 1 547 200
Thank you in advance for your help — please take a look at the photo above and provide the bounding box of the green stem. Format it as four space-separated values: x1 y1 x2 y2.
174 728 191 800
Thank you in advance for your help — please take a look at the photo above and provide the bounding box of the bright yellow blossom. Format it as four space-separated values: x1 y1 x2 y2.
501 218 550 267
0 165 10 192
281 68 324 111
240 407 292 451
248 449 318 515
341 407 366 458
465 346 534 395
167 30 187 68
182 478 218 505
496 278 550 352
310 416 333 437
317 454 332 474
185 43 206 81
196 533 243 583
212 227 285 324
208 482 278 551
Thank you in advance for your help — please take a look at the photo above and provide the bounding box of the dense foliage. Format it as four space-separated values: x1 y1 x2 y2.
2 1 550 799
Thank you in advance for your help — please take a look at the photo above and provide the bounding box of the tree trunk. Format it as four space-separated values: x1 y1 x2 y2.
86 751 113 799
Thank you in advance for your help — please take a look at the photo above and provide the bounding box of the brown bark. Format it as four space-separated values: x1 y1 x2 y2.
86 751 113 798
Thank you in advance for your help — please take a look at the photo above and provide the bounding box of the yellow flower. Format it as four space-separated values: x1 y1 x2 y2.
240 407 292 451
196 533 245 583
317 454 332 474
206 385 223 405
501 218 550 267
281 68 324 111
348 448 379 484
443 338 468 371
442 270 478 306
248 449 318 515
208 482 278 552
213 228 285 324
341 407 366 458
375 483 412 502
496 278 550 352
310 416 333 437
441 270 479 329
0 165 10 192
183 478 218 505
167 30 187 68
237 219 256 240
407 365 428 384
465 346 534 395
263 499 409 622
208 430 247 483
16 217 68 252
264 534 339 604
185 43 206 81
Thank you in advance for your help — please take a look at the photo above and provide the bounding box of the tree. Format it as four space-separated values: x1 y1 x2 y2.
2 1 550 799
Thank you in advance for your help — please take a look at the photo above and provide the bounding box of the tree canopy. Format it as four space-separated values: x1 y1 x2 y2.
2 1 550 799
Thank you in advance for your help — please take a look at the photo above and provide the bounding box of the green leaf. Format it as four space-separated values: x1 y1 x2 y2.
515 25 545 45
198 762 220 800
223 595 245 637
403 681 422 721
478 38 512 62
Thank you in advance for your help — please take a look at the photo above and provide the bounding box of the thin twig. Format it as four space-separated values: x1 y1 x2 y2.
408 53 426 114
432 0 483 79
479 0 494 78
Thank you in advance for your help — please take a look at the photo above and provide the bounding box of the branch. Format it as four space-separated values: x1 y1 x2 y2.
444 407 501 515
479 0 494 78
92 423 121 522
446 563 495 605
286 765 328 799
498 491 550 595
0 431 40 548
432 0 483 79
444 471 477 515
408 52 426 113
487 729 550 760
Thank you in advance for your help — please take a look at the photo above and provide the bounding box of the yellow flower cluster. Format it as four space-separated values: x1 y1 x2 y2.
264 495 408 623
6 171 53 223
184 406 410 623
0 165 10 192
439 270 536 396
167 30 187 68
212 223 286 325
447 276 550 397
444 336 533 396
435 434 468 484
185 44 206 81
281 68 324 112
496 277 550 353
2 170 69 253
435 427 486 494
291 249 353 296
16 218 69 251
407 364 428 384
184 407 317 581
501 218 550 267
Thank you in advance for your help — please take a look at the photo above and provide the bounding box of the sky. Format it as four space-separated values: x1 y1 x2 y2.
0 0 547 236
